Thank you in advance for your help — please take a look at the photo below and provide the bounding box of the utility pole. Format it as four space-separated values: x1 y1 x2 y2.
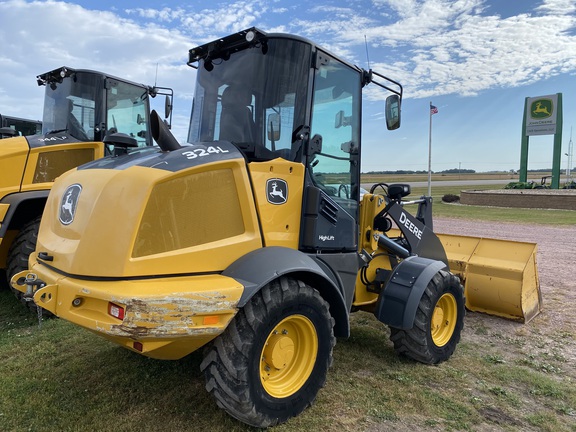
566 127 573 182
428 103 438 196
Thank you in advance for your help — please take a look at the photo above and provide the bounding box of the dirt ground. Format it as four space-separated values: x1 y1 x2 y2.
434 216 576 370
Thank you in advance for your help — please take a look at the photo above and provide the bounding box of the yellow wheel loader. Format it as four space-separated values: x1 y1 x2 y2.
0 114 42 138
1 66 173 307
12 28 540 427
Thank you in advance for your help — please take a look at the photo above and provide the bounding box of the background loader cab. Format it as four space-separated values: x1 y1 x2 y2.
0 114 42 138
37 67 173 149
0 66 173 291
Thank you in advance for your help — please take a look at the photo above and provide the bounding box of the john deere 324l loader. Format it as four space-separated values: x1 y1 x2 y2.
12 29 540 427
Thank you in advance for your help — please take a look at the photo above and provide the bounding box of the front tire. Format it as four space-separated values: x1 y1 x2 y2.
6 216 52 316
390 270 465 364
200 277 335 427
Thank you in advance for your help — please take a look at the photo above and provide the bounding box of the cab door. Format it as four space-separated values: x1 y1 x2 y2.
300 51 361 252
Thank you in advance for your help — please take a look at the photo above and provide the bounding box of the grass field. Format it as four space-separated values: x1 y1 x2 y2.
362 173 576 225
1 288 574 432
1 173 574 431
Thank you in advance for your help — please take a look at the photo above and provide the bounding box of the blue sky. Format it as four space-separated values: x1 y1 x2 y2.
1 0 575 172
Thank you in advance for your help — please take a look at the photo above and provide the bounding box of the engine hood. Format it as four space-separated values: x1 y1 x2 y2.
36 142 262 278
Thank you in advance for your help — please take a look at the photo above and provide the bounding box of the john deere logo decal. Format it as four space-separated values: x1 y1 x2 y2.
267 178 288 205
59 184 82 225
531 99 553 119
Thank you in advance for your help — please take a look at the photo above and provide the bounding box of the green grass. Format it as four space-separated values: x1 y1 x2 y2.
367 181 576 225
1 289 575 432
432 200 576 225
361 172 576 225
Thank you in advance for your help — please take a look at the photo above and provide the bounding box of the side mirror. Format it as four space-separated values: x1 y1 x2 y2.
267 112 280 142
385 94 401 130
335 110 352 129
164 95 172 120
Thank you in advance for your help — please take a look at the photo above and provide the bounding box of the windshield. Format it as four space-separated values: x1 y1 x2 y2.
42 72 151 146
42 72 102 141
188 38 311 162
106 78 151 147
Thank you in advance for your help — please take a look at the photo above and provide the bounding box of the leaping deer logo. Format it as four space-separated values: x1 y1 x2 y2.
266 178 288 205
533 102 551 116
59 184 82 225
531 99 553 119
61 191 74 217
269 182 285 201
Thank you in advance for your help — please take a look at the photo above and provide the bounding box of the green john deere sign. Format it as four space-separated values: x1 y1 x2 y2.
520 92 563 189
525 94 558 136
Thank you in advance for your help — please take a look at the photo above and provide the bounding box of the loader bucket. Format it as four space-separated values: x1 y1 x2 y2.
437 233 541 323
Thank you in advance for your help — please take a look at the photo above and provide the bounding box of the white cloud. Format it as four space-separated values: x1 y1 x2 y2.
1 0 575 149
0 0 194 140
287 0 576 99
126 1 272 43
536 0 576 14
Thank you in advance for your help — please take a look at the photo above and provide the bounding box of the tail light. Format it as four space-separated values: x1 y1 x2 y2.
108 302 125 320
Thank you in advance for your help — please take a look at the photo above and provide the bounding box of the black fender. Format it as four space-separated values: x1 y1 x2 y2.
222 246 350 337
0 190 49 237
375 256 447 329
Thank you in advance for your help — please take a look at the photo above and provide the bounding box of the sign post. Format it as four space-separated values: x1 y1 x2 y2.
520 93 563 189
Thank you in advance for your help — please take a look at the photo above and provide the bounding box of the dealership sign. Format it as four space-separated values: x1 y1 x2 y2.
525 94 558 136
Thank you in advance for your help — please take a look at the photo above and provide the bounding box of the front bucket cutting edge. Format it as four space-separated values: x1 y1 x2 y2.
437 233 541 323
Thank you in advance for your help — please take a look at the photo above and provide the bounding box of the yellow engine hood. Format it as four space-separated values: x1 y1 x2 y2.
37 149 262 277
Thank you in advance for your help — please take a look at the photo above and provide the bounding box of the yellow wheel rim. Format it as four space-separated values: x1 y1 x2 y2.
260 314 318 398
431 293 458 347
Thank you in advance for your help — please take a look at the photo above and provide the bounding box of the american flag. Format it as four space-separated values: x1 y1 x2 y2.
430 104 438 115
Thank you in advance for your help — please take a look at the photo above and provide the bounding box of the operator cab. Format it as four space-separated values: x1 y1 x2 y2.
37 67 173 150
187 28 401 252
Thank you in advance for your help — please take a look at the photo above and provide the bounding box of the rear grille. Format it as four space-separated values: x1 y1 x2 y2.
34 149 94 183
133 168 244 257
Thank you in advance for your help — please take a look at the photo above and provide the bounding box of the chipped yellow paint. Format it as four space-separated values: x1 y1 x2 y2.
16 259 245 359
104 293 239 339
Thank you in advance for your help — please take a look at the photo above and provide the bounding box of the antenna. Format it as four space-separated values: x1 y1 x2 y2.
364 35 371 70
154 63 159 88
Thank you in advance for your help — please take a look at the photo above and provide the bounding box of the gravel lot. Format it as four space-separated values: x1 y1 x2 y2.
434 217 576 368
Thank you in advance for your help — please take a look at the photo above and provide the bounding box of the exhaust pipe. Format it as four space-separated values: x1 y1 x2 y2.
150 109 181 151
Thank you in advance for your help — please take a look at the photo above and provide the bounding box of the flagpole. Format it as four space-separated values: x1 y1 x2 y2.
428 102 433 197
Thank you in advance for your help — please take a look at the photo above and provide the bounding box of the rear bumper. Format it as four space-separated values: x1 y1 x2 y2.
11 263 244 359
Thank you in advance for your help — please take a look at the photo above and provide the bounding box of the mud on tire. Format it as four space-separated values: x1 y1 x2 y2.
200 276 335 428
390 270 465 364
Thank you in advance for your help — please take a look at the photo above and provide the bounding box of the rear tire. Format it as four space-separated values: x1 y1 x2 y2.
6 217 52 316
390 270 464 364
200 277 335 427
